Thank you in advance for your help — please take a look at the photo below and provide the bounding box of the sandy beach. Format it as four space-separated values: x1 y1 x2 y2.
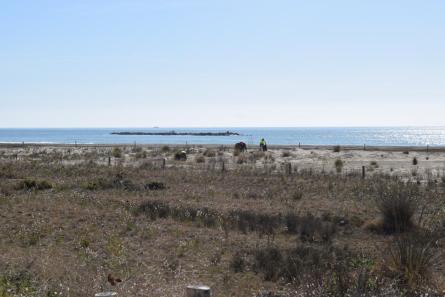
2 143 445 183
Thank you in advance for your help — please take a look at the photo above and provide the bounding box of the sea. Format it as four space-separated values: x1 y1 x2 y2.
0 127 445 146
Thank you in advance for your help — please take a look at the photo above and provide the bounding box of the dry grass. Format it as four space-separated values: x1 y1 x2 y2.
0 145 444 296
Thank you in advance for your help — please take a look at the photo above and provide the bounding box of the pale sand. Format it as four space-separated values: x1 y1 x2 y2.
1 144 444 182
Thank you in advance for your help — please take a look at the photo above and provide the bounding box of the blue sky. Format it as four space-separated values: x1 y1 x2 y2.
1 0 444 127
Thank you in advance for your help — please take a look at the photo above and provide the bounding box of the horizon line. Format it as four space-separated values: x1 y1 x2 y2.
1 125 445 129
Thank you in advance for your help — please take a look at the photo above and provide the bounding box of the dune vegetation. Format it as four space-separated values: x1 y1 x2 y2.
0 144 444 297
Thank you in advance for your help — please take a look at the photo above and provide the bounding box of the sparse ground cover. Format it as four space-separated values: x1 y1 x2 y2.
0 144 444 296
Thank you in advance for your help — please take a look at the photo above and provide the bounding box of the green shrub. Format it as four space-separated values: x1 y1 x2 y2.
111 147 122 158
0 271 36 296
174 151 187 161
412 157 418 165
334 159 344 173
333 145 341 153
161 145 170 152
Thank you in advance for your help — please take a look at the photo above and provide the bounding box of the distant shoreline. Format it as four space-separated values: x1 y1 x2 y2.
1 143 444 152
111 131 240 136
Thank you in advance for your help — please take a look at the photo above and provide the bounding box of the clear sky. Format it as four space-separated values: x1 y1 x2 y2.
1 0 444 127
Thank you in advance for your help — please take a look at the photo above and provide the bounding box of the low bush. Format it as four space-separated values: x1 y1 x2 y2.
292 190 303 201
174 151 187 161
375 183 419 233
235 244 352 285
203 149 216 157
111 147 122 158
16 179 52 191
136 201 220 228
282 151 291 157
135 150 147 159
334 159 344 173
144 181 166 191
412 157 418 165
333 145 341 153
136 201 336 242
387 232 442 289
0 271 36 296
195 155 205 163
84 177 139 191
230 251 246 273
297 214 336 243
253 247 283 281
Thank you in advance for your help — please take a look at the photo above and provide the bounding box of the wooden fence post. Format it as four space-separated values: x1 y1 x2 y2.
285 163 292 175
108 156 111 166
162 158 166 169
186 285 211 297
222 161 225 172
362 166 366 179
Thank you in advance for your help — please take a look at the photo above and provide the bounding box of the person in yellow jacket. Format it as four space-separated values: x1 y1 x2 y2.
259 138 267 151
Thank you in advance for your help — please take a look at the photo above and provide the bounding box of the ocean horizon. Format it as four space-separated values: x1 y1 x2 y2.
1 127 445 146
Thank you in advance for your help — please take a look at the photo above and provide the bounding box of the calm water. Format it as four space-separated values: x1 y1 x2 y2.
0 127 445 146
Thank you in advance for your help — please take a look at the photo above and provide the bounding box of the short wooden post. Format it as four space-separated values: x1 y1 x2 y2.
186 285 211 297
221 161 225 172
362 166 366 179
162 158 166 169
95 292 117 297
285 163 292 175
108 156 111 166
